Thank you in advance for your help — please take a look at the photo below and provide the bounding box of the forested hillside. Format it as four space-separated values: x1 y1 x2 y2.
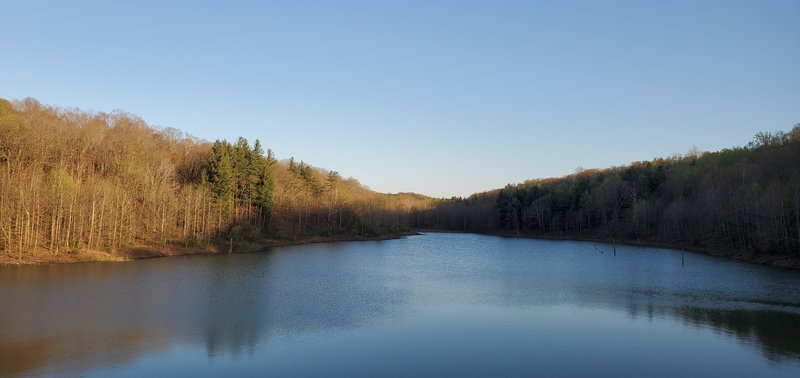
416 126 800 267
3 97 798 267
0 98 433 263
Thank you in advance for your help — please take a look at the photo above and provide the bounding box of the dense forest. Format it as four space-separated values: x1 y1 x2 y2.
2 97 798 266
0 98 433 263
416 126 800 266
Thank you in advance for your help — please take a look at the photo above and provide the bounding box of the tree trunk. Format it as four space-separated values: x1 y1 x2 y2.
795 192 800 255
88 197 96 251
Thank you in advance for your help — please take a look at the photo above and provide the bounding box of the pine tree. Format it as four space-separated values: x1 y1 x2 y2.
254 148 276 230
205 140 234 207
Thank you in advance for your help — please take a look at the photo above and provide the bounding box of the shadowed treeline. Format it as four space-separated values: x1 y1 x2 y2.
0 98 433 262
414 126 800 267
3 97 798 266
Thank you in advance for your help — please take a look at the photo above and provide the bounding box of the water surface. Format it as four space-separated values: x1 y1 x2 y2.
2 233 799 377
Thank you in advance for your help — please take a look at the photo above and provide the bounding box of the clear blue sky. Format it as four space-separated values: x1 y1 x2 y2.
1 1 798 198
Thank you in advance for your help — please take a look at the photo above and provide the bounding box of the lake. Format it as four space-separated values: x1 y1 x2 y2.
1 232 799 377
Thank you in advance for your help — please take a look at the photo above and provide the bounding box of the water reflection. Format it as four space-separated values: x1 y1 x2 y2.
202 256 270 358
0 247 411 376
1 233 798 376
672 307 800 362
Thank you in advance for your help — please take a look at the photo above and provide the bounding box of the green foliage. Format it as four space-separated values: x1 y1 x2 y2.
0 97 438 261
254 148 276 222
423 126 800 258
201 138 278 231
204 140 235 205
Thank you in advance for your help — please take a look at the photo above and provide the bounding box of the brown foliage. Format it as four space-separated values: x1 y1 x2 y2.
0 98 434 263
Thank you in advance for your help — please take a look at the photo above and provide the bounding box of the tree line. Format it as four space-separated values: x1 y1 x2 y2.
415 126 800 261
0 98 433 261
3 97 797 264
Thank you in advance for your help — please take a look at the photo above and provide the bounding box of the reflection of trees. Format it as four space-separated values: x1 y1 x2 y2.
673 307 800 362
0 247 409 376
0 262 175 377
621 301 800 362
0 330 168 377
487 269 800 364
200 246 409 358
3 236 797 376
203 255 271 358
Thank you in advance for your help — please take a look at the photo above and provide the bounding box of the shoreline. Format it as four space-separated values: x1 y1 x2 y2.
0 231 420 266
419 229 800 270
3 230 798 271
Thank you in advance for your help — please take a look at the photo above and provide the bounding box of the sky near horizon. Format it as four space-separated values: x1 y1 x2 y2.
1 1 798 198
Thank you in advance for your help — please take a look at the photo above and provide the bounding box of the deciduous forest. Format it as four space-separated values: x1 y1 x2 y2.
416 126 800 266
0 98 433 263
1 97 798 266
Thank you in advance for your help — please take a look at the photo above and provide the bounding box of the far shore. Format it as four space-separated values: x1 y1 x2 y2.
0 232 419 266
422 229 800 270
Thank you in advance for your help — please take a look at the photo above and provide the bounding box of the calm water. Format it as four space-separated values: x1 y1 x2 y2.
2 233 799 377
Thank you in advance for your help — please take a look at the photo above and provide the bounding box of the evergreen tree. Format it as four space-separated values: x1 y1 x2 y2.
255 148 276 228
205 140 234 207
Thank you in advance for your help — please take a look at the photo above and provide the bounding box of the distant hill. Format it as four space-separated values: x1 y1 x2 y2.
414 125 800 268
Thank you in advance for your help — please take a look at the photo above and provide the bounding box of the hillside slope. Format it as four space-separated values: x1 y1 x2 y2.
415 126 800 268
0 98 433 264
